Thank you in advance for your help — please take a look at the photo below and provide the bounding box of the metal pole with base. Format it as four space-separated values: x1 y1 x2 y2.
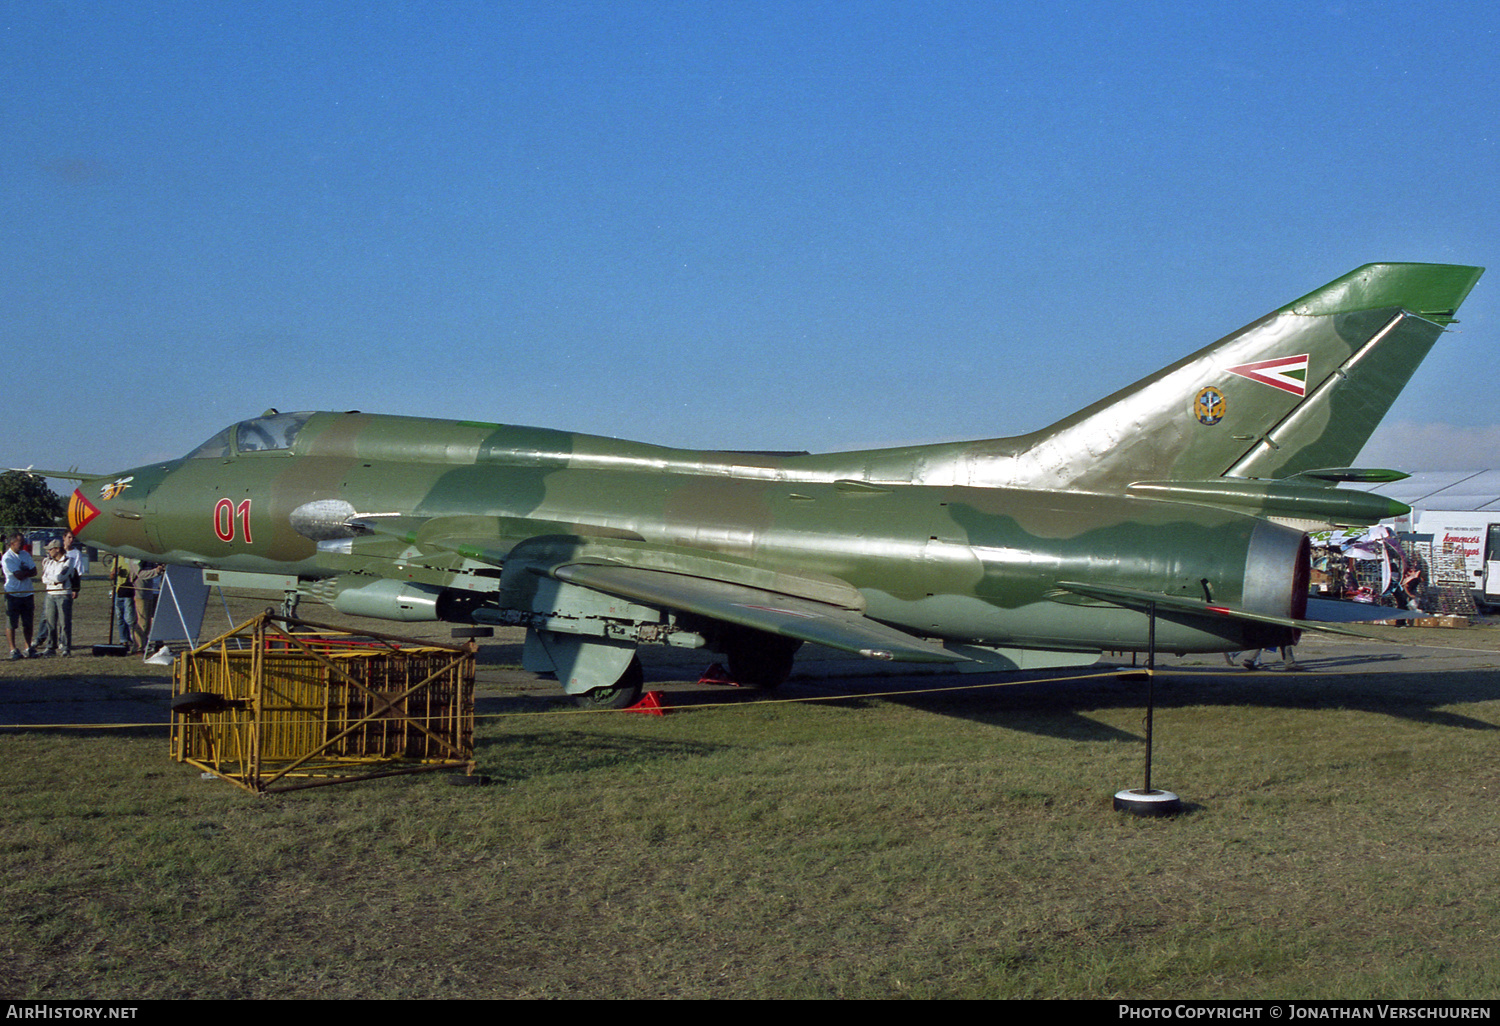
92 558 130 657
1114 600 1183 817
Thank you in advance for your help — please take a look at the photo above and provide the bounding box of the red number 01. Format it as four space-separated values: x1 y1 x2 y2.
213 498 253 543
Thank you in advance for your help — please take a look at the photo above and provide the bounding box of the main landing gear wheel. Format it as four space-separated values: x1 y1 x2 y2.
574 656 644 710
726 634 802 690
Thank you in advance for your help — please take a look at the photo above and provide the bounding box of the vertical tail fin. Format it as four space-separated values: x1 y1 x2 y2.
1225 263 1482 479
989 263 1483 491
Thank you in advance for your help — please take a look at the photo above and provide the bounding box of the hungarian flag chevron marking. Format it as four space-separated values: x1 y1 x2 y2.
1226 354 1310 396
68 489 100 534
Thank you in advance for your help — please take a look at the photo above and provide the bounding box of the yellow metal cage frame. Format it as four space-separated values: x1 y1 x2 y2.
170 611 476 794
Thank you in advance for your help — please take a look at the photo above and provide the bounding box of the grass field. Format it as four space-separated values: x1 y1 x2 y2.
2 585 1499 998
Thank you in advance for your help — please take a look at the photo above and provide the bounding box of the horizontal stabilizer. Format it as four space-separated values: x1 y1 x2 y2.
1303 598 1420 623
553 563 967 663
1052 580 1383 639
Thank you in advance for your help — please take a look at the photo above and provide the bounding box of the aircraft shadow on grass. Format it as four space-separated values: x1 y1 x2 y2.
0 675 172 740
797 659 1500 741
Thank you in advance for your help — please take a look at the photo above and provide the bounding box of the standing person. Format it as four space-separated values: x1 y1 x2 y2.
61 531 89 580
111 554 137 654
60 531 85 648
35 533 84 652
39 540 78 656
132 561 163 653
3 532 38 660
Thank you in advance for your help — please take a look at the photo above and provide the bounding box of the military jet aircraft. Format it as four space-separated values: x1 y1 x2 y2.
42 262 1484 707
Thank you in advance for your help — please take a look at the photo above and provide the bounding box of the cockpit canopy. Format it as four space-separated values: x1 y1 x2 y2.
185 411 314 459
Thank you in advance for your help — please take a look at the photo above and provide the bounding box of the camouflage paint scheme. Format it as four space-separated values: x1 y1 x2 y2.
55 263 1484 706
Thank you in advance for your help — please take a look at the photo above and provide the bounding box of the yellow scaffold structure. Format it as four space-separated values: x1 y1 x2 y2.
170 611 477 794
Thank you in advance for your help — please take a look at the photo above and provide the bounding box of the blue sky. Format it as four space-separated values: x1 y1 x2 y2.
4 0 1497 479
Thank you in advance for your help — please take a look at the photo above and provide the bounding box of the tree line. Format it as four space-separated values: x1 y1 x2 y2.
0 471 66 534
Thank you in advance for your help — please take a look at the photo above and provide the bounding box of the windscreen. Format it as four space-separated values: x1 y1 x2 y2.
234 412 313 453
184 412 314 458
184 426 233 459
